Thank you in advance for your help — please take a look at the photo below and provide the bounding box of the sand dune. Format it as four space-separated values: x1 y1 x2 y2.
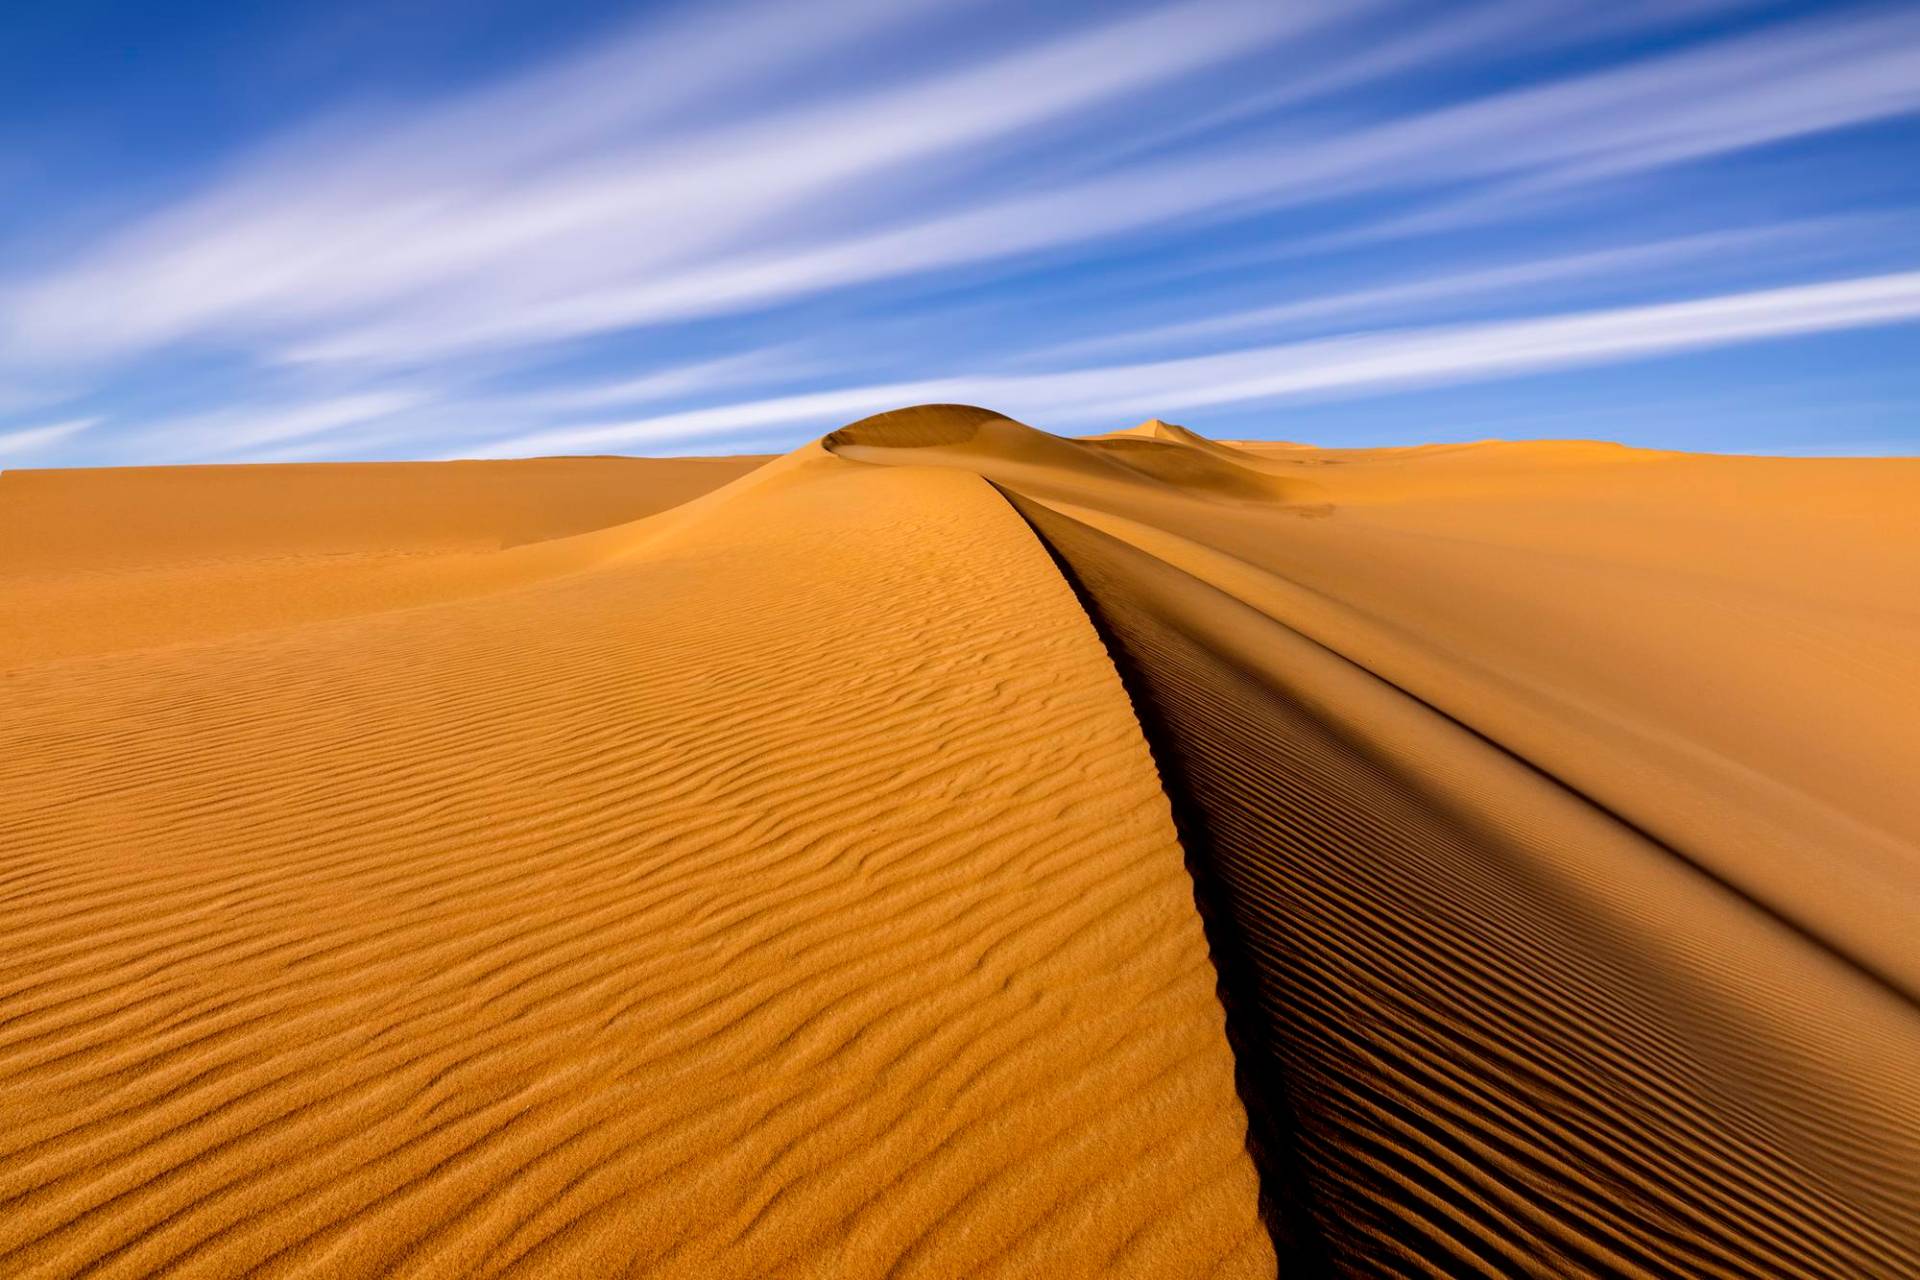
833 407 1920 1275
1 443 1267 1278
0 456 768 664
4 406 1916 1276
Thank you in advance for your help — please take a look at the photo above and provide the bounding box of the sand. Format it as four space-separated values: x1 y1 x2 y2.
0 444 1267 1277
0 457 769 664
3 407 1916 1276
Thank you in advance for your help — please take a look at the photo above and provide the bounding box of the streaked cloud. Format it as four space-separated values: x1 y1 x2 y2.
4 0 1918 461
511 347 824 413
2 0 1320 364
460 269 1920 456
111 390 428 462
1030 220 1867 360
276 5 1920 367
0 418 98 462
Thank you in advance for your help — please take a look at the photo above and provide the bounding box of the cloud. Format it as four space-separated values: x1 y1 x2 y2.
1058 269 1920 422
110 390 427 462
1097 0 1769 164
1031 220 1859 360
507 346 824 413
1 0 1316 368
6 0 1918 465
455 380 971 458
286 5 1920 366
0 418 98 461
458 269 1920 456
13 2 1917 378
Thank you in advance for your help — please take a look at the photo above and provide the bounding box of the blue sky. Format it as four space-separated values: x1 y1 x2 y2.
3 0 1919 466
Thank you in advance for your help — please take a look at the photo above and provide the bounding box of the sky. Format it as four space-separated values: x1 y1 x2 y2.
2 0 1919 467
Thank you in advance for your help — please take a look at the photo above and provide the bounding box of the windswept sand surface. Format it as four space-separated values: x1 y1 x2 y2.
0 446 1267 1277
0 457 768 664
4 407 1918 1276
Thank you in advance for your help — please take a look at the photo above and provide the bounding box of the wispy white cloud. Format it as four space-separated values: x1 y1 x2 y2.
509 346 823 413
112 390 427 462
2 0 1313 368
1050 268 1920 423
13 1 1916 376
457 269 1920 456
281 5 1920 367
1032 220 1862 360
455 380 971 458
1096 0 1773 165
0 418 98 462
6 1 1918 463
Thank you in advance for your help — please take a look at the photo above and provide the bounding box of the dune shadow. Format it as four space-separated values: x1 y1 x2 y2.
998 486 1338 1275
997 484 1920 1278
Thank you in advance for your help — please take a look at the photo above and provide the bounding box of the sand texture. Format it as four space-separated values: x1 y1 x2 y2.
4 406 1918 1276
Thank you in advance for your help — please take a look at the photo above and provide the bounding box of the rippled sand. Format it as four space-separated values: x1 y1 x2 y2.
4 408 1916 1276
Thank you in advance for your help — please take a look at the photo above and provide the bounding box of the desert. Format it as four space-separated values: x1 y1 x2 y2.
4 405 1916 1276
7 0 1920 1274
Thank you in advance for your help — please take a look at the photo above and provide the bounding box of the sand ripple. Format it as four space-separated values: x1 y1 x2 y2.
1 454 1268 1277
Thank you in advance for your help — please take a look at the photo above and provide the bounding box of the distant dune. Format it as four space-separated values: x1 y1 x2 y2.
3 407 1916 1276
0 456 770 664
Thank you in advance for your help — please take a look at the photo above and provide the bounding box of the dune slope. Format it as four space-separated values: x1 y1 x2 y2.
0 448 1270 1276
829 406 1920 1277
0 455 770 664
1013 497 1917 1277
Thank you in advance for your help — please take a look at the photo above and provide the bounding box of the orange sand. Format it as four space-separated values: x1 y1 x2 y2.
0 456 768 664
3 408 1916 1276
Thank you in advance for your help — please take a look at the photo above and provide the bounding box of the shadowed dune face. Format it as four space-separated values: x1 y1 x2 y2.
831 404 1920 1275
1010 496 1920 1277
1076 437 1300 503
3 404 1917 1276
825 403 1014 450
827 405 1329 509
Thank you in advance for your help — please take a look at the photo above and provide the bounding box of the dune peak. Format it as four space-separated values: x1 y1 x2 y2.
1129 418 1188 439
823 403 1016 451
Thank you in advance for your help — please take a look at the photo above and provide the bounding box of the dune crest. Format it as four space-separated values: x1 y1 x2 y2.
1092 418 1196 442
829 405 1327 508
